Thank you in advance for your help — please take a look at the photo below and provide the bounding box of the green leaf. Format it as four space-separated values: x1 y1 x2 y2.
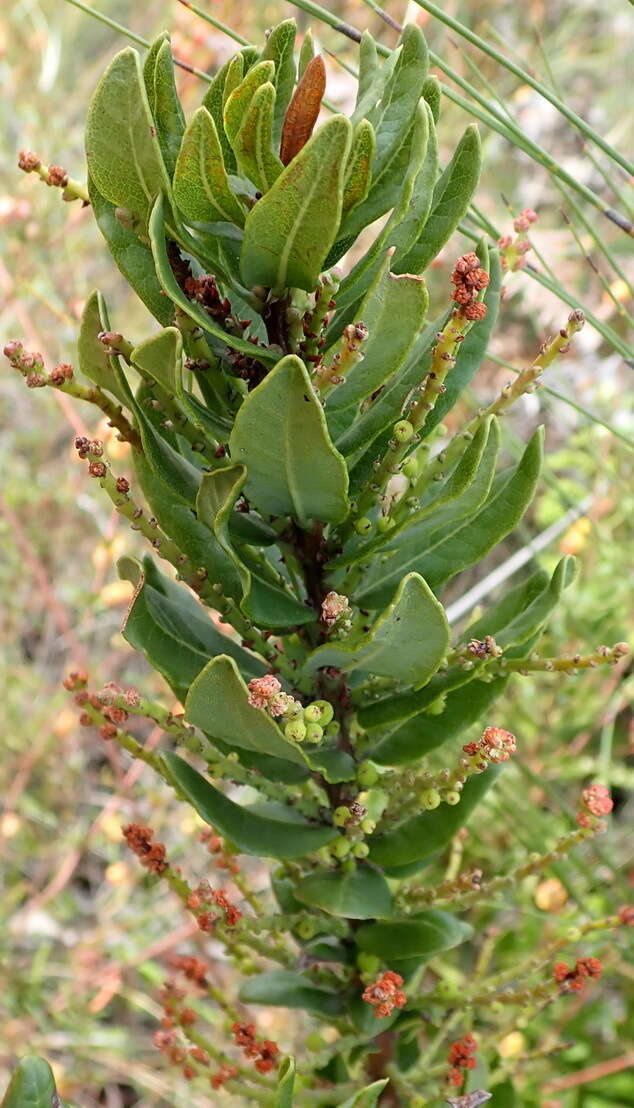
185 655 305 765
422 75 441 124
338 1080 389 1108
496 555 577 650
163 752 337 858
305 573 449 688
343 25 429 238
369 766 501 867
410 427 545 592
259 19 297 144
353 419 501 609
77 289 129 404
355 31 380 109
389 102 438 270
173 107 246 226
398 124 482 275
370 676 508 765
1 1056 58 1108
294 866 393 920
131 326 180 392
223 60 275 145
202 55 240 172
133 448 242 601
149 194 278 361
233 83 284 193
342 119 376 217
356 910 473 960
119 555 265 696
230 355 349 524
298 30 315 80
419 248 501 432
128 388 202 509
240 116 352 293
88 177 173 326
86 47 172 227
302 746 356 783
275 1057 296 1108
239 970 343 1016
143 34 185 178
197 463 317 627
489 1079 517 1106
326 257 428 413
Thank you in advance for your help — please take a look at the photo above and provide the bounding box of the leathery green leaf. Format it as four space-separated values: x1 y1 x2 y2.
149 194 277 362
398 124 482 275
143 34 185 178
128 389 202 508
355 31 380 109
343 25 429 238
202 54 240 171
338 1081 389 1108
88 177 173 325
197 463 317 627
240 116 352 293
239 970 343 1016
294 865 393 920
305 572 449 687
86 47 172 226
131 326 180 393
356 910 473 960
173 107 246 226
1 1056 58 1108
120 554 266 696
163 753 337 858
223 60 275 145
413 427 544 591
342 119 376 216
230 355 349 524
185 655 305 765
77 289 129 405
275 1057 296 1108
259 19 297 144
326 255 428 412
423 74 441 123
370 766 502 867
233 83 284 192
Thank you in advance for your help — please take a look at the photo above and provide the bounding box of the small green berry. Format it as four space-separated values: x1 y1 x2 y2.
305 722 324 744
354 516 372 535
285 718 307 742
353 842 369 858
566 926 582 942
325 720 340 737
341 857 356 873
402 456 419 479
443 789 461 806
357 761 379 787
377 515 392 533
331 835 351 859
296 918 316 940
360 818 376 835
303 702 323 723
393 419 414 443
419 787 441 810
333 806 350 828
312 699 334 725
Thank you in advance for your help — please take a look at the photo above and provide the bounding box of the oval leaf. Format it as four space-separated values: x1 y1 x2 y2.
163 752 336 858
233 82 284 193
240 970 343 1016
356 909 473 960
305 573 449 688
230 355 349 524
174 106 246 226
143 34 185 178
1 1056 58 1108
294 865 393 920
240 116 352 292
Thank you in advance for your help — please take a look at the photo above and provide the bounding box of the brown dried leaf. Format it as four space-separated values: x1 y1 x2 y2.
280 54 326 166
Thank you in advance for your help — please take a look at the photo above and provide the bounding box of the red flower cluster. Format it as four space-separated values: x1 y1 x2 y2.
463 727 517 766
361 971 407 1019
231 1022 280 1074
618 905 634 926
447 1034 478 1086
168 955 208 988
185 881 242 930
199 828 240 875
553 957 602 992
210 1062 239 1089
122 823 168 875
451 253 490 321
577 784 613 827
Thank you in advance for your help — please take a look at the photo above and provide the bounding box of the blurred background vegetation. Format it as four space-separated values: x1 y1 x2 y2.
0 1 632 1105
